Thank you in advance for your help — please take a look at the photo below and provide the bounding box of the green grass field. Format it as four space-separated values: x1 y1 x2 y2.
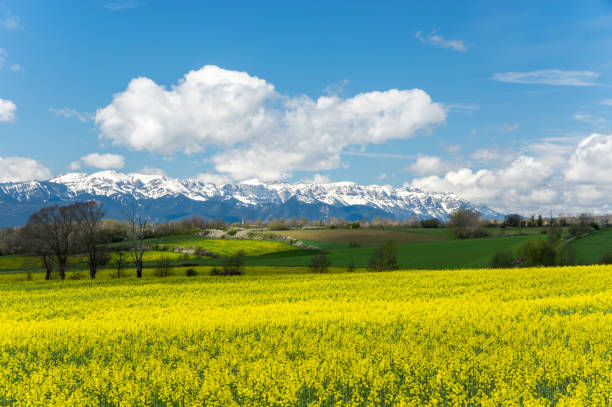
568 227 612 264
247 235 534 269
270 228 450 247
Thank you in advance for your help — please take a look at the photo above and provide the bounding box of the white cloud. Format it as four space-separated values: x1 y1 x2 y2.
410 156 555 212
139 166 166 176
49 107 93 123
415 31 467 52
196 172 233 185
323 79 349 96
0 98 16 122
74 153 125 170
602 99 612 106
445 103 479 112
565 133 612 183
96 65 446 181
492 69 600 86
0 156 51 182
410 134 612 214
301 173 331 184
0 48 6 68
377 173 388 180
9 63 20 72
408 155 456 176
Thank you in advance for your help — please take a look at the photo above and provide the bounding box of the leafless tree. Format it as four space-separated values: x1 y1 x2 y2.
73 201 107 279
24 205 78 280
123 203 147 278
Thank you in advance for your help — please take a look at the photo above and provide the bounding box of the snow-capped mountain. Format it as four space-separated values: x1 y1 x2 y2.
0 171 502 227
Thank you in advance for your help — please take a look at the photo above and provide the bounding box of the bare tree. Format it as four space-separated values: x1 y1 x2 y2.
123 203 147 278
24 205 78 280
448 208 483 239
73 201 107 279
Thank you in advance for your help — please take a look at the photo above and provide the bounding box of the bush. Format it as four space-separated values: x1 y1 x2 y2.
599 252 612 265
227 230 237 236
209 267 221 276
220 251 245 275
155 255 173 277
368 240 400 272
350 222 360 229
589 221 600 230
490 251 514 268
309 253 331 273
346 259 356 272
185 268 199 277
348 241 361 248
448 208 483 239
516 239 557 267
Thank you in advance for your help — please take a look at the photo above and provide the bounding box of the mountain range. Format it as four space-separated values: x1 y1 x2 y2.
0 171 502 227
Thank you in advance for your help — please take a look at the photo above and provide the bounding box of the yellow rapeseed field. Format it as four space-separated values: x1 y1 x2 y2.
0 266 610 406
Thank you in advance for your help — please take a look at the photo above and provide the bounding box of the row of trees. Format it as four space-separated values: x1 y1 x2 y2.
21 202 148 280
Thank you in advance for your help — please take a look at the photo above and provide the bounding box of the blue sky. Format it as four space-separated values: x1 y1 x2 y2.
1 0 611 214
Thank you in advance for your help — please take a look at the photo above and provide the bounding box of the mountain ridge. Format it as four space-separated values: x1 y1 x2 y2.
0 171 502 227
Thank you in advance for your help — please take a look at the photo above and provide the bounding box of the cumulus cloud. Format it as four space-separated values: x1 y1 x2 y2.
492 69 600 86
301 173 331 184
96 65 446 181
196 172 233 185
0 98 16 122
410 156 555 212
72 153 125 170
415 31 467 52
49 107 93 122
565 134 612 183
408 155 456 175
0 156 51 182
410 134 612 214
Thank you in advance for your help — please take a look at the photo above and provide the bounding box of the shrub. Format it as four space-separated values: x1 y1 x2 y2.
590 221 600 230
155 255 173 277
348 241 361 248
516 239 557 267
599 252 612 265
350 222 360 229
490 251 514 268
368 240 400 272
220 251 245 275
185 268 199 277
308 254 331 273
448 208 483 239
209 267 221 276
346 260 356 272
227 230 237 236
179 262 199 267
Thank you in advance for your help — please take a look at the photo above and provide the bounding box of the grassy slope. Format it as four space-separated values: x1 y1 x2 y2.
141 235 295 256
247 235 534 269
569 227 612 264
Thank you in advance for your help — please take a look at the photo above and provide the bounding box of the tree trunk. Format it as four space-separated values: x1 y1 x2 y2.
45 269 51 280
136 262 142 278
42 255 52 280
89 265 96 280
58 262 66 280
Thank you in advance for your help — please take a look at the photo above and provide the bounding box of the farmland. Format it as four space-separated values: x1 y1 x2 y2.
0 265 610 405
